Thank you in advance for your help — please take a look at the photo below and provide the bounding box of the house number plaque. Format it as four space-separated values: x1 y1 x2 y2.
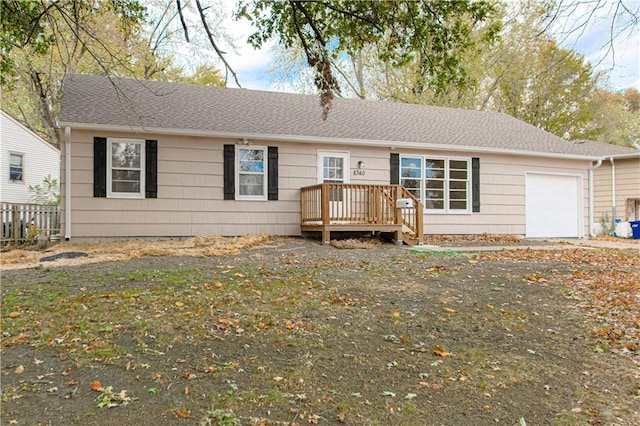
352 170 366 176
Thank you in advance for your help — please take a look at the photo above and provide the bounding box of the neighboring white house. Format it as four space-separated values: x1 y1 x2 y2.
0 110 60 204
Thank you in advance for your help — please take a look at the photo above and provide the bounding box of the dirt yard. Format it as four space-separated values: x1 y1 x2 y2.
1 236 639 425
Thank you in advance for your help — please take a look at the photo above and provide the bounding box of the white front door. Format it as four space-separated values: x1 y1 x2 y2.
318 151 349 218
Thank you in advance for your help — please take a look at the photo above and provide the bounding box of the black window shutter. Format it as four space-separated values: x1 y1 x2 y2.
223 144 235 200
268 146 278 200
145 140 158 198
93 137 107 197
472 157 480 213
390 153 399 185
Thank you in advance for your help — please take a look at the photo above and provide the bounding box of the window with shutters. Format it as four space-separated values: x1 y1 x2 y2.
236 146 267 200
107 139 145 198
399 155 471 213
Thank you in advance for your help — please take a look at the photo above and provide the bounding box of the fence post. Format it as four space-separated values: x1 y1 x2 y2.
12 205 19 243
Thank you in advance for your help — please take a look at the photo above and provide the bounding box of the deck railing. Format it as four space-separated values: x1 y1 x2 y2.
1 203 61 244
300 183 423 245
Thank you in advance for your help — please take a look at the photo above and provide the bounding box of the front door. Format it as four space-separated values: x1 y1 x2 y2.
318 151 349 218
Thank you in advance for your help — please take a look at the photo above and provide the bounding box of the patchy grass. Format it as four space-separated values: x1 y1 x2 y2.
1 238 639 425
0 233 271 269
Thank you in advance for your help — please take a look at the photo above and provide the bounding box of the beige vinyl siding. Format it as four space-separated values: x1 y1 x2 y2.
409 152 589 236
593 158 640 222
62 129 591 240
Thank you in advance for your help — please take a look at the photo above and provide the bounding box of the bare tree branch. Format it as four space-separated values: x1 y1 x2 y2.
194 0 240 87
176 0 190 42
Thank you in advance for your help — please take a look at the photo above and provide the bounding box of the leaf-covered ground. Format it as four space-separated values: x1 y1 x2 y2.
1 237 639 425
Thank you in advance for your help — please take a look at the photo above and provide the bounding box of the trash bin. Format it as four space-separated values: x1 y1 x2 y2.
630 221 640 239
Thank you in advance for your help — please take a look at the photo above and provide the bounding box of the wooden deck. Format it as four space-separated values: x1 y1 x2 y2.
300 184 424 245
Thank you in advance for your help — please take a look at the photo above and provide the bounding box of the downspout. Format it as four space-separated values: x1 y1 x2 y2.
589 158 603 238
609 157 616 228
64 127 72 241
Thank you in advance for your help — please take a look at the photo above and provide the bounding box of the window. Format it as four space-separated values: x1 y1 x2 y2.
400 155 470 213
319 152 349 202
236 146 267 199
107 139 145 198
9 152 23 182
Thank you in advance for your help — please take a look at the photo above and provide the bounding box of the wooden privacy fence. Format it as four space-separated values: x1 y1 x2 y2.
1 203 61 244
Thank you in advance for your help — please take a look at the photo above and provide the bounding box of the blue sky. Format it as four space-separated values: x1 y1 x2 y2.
214 1 639 92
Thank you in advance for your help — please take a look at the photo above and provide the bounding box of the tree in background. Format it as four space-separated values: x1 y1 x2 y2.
580 88 640 147
2 0 638 141
237 0 501 117
267 0 636 145
1 0 223 147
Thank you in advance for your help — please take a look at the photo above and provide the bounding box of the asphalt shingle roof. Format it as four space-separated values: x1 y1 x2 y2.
59 74 638 159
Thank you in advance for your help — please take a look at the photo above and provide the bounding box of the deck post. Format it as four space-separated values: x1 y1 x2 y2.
394 205 403 245
321 183 330 244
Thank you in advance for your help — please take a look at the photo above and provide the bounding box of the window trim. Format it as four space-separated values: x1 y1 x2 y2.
400 155 471 214
9 151 24 183
317 150 350 184
235 145 268 201
106 138 145 199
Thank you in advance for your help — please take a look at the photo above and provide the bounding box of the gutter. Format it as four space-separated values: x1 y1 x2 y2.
589 159 603 238
64 127 71 241
609 157 616 227
57 121 602 162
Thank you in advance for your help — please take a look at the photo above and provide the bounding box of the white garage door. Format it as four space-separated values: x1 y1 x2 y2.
526 173 581 238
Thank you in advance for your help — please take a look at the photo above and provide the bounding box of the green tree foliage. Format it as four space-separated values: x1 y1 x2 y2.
580 89 640 148
0 0 185 147
267 0 637 146
237 0 501 118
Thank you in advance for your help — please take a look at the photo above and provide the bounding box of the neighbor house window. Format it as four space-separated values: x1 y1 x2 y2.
107 139 145 198
9 152 24 182
400 155 470 213
236 146 267 199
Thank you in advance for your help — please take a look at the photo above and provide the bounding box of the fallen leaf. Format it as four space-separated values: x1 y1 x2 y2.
442 307 456 313
175 301 184 307
14 365 24 374
91 380 102 391
33 358 44 365
174 409 190 419
382 391 396 397
46 386 58 393
8 312 21 318
571 407 583 413
434 345 451 357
